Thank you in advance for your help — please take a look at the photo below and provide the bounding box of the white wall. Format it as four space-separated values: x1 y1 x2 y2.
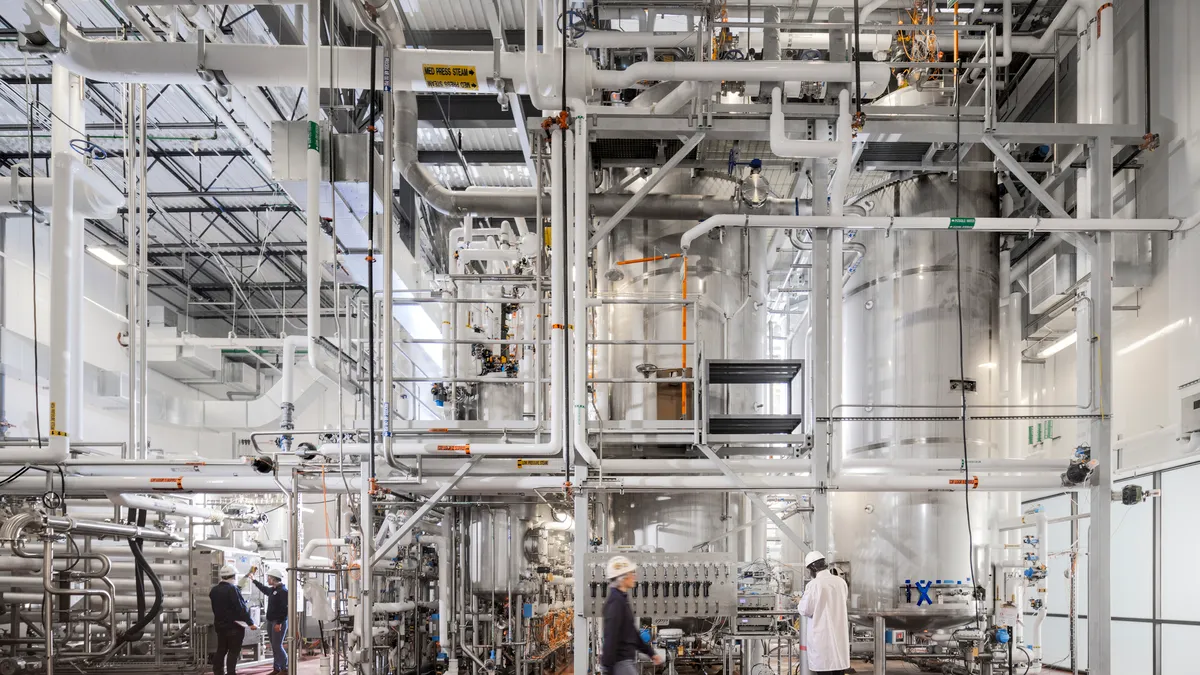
1020 0 1200 473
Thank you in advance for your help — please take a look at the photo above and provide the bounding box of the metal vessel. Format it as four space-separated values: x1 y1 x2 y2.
607 493 743 553
600 172 768 422
832 166 1000 631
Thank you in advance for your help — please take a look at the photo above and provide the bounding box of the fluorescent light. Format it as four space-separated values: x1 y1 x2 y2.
978 362 997 369
1118 319 1186 356
88 246 126 267
655 495 672 501
1038 332 1077 358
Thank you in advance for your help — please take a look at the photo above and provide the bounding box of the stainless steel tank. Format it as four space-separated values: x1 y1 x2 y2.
600 172 768 421
832 167 999 631
468 505 530 595
607 493 742 553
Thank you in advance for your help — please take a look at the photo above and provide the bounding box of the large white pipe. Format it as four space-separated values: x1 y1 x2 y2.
107 492 226 521
594 60 892 98
1093 0 1114 126
770 87 846 159
678 215 1185 251
0 591 189 609
571 116 601 469
959 0 1085 57
0 172 122 219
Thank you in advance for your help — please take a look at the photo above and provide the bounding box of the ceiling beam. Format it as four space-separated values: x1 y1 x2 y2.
416 94 532 130
404 29 542 50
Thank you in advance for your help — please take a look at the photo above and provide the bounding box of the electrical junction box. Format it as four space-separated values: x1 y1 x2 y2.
1183 392 1200 435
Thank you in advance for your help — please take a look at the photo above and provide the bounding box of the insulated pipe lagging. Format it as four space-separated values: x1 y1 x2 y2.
770 87 845 159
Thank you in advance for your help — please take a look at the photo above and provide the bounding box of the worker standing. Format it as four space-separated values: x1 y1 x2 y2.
601 555 664 675
251 566 290 675
210 565 257 675
797 551 851 675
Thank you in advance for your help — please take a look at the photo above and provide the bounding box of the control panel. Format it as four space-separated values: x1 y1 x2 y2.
584 552 737 618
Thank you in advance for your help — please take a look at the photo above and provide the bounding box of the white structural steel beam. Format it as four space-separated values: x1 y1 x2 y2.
696 444 810 554
369 459 477 567
980 135 1071 219
587 131 706 248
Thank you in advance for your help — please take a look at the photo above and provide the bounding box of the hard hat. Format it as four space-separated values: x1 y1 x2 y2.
266 565 286 580
218 564 238 579
804 551 826 567
606 555 638 580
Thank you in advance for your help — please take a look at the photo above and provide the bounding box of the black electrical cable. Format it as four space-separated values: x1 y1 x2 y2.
121 509 164 644
952 62 981 618
1143 0 1151 135
127 507 147 639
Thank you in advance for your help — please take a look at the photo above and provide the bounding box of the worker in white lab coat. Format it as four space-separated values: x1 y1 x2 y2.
797 551 851 675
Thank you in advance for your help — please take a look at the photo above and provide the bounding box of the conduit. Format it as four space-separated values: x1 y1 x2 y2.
576 31 699 49
679 215 1186 251
106 492 226 522
571 116 602 468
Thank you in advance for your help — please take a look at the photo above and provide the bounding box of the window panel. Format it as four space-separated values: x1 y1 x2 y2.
1112 476 1154 618
1161 464 1200 621
1111 620 1153 675
1162 624 1200 674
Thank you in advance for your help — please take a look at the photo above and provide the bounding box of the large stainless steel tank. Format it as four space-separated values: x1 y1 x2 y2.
607 493 742 553
600 172 768 421
831 168 999 631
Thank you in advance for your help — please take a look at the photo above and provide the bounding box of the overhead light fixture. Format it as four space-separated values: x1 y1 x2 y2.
1118 319 1187 356
88 246 126 267
978 362 997 369
655 495 672 502
1038 332 1077 358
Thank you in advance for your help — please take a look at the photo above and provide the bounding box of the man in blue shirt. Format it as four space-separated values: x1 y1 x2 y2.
210 565 256 675
601 556 662 675
251 566 290 675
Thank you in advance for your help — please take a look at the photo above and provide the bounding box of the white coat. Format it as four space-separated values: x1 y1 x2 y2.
797 569 850 672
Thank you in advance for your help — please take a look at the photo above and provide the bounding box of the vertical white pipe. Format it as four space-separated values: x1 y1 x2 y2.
47 63 82 461
125 84 137 461
595 236 611 421
138 84 149 459
305 0 323 370
572 115 600 467
1094 0 1114 125
1032 510 1048 671
1075 10 1092 219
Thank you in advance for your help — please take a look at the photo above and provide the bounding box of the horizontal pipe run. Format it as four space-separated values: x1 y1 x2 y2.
680 215 1186 251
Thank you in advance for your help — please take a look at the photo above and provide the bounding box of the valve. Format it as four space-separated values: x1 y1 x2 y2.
1061 445 1098 486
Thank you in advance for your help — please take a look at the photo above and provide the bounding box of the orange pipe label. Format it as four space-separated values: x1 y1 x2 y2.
150 477 184 491
949 476 980 489
436 444 471 454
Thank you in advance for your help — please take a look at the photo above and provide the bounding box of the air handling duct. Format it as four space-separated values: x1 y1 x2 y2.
394 92 812 219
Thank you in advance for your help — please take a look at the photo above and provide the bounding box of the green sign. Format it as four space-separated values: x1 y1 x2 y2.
949 217 976 229
307 121 320 151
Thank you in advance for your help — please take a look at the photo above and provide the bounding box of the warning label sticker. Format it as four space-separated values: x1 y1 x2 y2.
422 64 480 91
517 459 550 469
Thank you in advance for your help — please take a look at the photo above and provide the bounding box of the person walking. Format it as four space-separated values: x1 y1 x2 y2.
210 565 256 675
251 565 290 675
600 555 663 675
797 551 851 675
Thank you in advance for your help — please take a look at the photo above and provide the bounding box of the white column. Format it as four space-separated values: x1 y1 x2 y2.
1086 233 1113 675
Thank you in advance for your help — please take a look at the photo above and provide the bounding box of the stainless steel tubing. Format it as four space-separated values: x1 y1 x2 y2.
41 516 182 543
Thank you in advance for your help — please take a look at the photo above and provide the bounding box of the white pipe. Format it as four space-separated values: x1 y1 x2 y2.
373 601 418 614
779 32 893 53
576 31 699 49
106 492 225 521
1093 0 1113 126
843 458 1069 474
0 171 122 219
644 81 699 115
302 537 350 561
678 215 1184 251
0 557 188 575
46 151 79 462
437 523 451 655
1030 509 1048 671
572 112 601 469
596 61 892 98
770 87 846 159
525 0 554 110
959 0 1084 56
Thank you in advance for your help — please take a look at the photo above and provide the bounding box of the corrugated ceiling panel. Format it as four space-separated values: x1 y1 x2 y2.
400 0 526 31
417 127 522 152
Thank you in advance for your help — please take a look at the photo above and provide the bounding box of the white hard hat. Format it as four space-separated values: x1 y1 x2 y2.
267 565 286 580
219 564 238 579
804 551 826 567
606 555 638 580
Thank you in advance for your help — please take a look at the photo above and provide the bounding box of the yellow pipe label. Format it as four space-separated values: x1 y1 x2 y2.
421 64 479 91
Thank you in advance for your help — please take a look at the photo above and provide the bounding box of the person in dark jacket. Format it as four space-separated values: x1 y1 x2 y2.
250 566 289 675
210 565 256 675
601 556 663 675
